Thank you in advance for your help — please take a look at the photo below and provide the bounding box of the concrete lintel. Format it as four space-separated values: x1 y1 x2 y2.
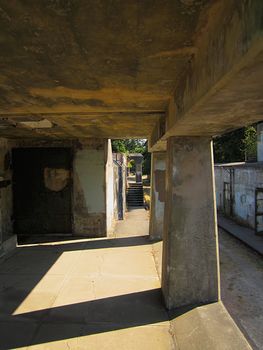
149 36 263 152
164 38 263 138
148 2 263 151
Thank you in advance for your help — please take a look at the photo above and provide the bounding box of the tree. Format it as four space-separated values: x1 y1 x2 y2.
213 125 257 163
112 139 145 154
243 126 257 161
111 139 151 175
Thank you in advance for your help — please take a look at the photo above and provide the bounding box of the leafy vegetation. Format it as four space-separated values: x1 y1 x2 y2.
112 139 151 175
112 124 257 172
213 125 257 163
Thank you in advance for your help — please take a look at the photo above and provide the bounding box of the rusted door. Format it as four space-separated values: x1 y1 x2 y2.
12 148 72 235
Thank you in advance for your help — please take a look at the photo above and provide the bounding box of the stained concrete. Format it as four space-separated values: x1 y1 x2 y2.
152 234 260 350
0 208 256 350
162 137 220 309
0 208 172 350
0 2 261 142
73 139 107 237
215 163 263 229
149 1 263 151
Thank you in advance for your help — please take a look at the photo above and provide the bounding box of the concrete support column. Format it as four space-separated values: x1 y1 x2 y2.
162 137 220 309
149 152 166 240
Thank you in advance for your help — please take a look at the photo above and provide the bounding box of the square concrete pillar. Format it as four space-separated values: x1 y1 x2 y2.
149 152 166 240
162 137 220 309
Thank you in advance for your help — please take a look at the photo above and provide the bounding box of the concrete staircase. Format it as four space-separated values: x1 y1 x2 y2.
127 183 144 207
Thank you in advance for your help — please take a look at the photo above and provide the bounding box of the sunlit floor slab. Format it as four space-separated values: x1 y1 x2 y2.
0 209 174 349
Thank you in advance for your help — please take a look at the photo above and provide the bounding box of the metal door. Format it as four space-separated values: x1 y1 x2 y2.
12 148 72 235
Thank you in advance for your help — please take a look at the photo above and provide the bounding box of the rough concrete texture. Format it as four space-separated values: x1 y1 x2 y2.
0 2 261 142
162 137 220 309
149 1 263 151
73 144 106 236
219 228 263 350
153 232 261 349
215 163 263 229
0 208 255 350
0 137 109 241
0 209 173 350
149 152 166 240
170 302 251 350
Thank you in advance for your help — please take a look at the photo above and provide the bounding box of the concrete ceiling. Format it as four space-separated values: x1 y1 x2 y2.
0 1 262 142
0 0 210 139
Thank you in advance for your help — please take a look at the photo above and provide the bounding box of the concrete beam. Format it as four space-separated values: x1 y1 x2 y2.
162 136 220 309
149 152 166 240
149 1 263 150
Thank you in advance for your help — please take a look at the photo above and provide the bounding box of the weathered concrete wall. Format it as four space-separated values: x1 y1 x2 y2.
12 138 108 238
149 152 166 240
215 163 263 229
73 139 106 236
0 137 125 243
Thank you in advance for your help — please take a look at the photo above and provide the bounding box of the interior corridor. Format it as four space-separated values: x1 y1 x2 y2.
0 209 173 350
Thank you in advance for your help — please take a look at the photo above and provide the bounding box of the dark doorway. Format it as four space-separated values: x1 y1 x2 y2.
12 148 72 236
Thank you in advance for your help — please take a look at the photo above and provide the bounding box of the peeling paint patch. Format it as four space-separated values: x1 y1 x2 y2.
44 167 70 191
19 119 53 129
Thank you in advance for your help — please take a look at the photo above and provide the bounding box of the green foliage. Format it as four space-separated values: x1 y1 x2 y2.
111 139 151 175
243 126 257 161
111 140 127 153
213 125 257 163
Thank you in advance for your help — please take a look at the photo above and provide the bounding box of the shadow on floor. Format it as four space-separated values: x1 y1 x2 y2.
0 235 152 314
17 234 151 247
0 234 166 349
0 289 168 350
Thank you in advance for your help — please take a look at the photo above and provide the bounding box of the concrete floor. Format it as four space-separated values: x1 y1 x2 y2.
1 210 261 350
151 229 263 350
0 209 174 350
219 228 263 350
